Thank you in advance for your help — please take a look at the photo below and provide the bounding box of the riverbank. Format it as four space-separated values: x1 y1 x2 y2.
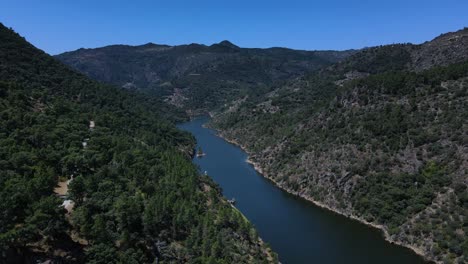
228 202 279 263
213 130 433 263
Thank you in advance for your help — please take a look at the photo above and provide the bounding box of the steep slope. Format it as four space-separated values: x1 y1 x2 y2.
211 28 468 263
55 41 354 113
0 24 276 263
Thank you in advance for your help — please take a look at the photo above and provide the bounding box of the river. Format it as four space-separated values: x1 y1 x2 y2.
178 116 427 264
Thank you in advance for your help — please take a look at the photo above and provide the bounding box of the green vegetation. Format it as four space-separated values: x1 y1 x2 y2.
56 41 355 112
30 23 468 263
340 44 412 74
211 32 468 263
354 161 450 226
0 24 275 263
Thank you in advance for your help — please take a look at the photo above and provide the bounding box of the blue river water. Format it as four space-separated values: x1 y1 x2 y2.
178 116 427 264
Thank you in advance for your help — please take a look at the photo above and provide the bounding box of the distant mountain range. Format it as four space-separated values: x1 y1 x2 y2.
55 41 355 113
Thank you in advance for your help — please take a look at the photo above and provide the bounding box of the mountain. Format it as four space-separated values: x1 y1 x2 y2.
51 26 467 263
210 29 468 263
55 41 355 114
0 23 276 263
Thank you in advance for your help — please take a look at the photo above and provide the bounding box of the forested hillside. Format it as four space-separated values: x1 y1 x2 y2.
55 41 354 113
0 24 276 263
211 28 468 263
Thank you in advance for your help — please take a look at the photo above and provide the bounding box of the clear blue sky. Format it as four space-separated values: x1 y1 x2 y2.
1 0 467 55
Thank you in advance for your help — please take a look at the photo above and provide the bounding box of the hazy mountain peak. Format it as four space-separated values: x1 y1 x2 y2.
208 40 240 51
217 40 239 49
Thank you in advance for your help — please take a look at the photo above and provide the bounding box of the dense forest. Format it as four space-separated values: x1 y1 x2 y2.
0 24 276 263
211 29 468 264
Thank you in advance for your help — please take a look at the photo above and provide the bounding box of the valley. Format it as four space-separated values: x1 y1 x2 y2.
179 117 427 264
58 28 468 264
